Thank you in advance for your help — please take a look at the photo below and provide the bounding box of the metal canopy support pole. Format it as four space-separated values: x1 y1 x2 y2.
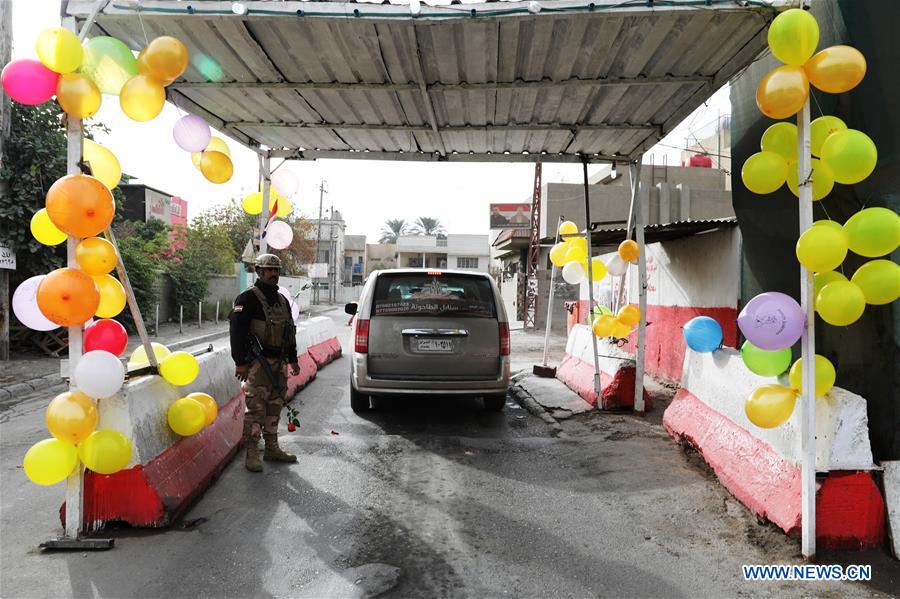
258 154 271 257
632 161 647 413
541 217 564 367
581 158 601 396
797 99 816 560
616 161 642 313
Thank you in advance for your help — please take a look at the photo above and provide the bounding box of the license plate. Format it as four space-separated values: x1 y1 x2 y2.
417 338 453 353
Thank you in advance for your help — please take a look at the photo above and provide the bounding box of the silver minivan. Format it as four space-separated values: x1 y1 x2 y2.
345 269 511 412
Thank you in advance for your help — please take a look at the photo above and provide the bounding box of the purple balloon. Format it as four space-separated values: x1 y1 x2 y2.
737 292 805 351
172 114 212 152
1 59 59 105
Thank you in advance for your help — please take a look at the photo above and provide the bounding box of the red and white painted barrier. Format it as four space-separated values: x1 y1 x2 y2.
288 324 317 396
664 348 885 549
303 316 342 367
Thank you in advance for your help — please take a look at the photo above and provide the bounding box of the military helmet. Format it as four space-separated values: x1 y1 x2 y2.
255 253 282 269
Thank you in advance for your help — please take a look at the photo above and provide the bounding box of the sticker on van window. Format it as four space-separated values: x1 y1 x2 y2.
373 274 496 318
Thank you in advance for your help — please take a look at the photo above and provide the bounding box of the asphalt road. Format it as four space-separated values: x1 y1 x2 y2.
1 309 896 598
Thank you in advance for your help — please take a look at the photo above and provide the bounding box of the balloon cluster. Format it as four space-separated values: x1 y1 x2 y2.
168 392 218 437
185 129 234 185
241 170 301 250
127 342 201 387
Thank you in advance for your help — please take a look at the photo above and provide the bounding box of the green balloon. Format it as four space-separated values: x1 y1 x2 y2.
79 36 138 95
741 340 793 377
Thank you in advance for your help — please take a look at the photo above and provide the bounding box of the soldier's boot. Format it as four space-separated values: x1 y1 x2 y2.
244 438 263 472
263 433 297 463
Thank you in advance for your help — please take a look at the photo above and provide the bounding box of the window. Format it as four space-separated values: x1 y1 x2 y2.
170 203 182 217
456 257 479 269
317 250 329 263
344 256 352 268
357 256 364 264
372 273 495 318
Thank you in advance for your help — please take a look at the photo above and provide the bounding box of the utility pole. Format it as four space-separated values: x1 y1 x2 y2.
313 180 327 304
0 1 11 361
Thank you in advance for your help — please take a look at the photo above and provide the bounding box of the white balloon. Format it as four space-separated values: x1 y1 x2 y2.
278 286 301 323
561 261 585 285
74 350 125 398
606 254 628 277
12 275 58 331
271 169 299 197
266 220 294 250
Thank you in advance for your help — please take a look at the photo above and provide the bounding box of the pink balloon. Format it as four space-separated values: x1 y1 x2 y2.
1 59 59 105
266 220 293 250
12 275 59 331
172 114 212 152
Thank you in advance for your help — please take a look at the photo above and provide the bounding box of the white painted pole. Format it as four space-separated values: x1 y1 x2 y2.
541 217 564 367
616 162 642 313
797 100 816 559
633 161 647 414
258 154 271 259
581 159 601 396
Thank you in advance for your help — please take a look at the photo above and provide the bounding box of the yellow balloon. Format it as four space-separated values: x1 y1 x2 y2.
789 355 837 398
589 256 607 281
83 139 121 190
805 45 866 94
143 36 189 84
23 438 78 486
275 195 292 217
810 116 847 158
610 318 631 339
745 384 797 429
558 220 578 239
207 136 231 157
816 280 865 326
76 237 118 276
756 65 809 120
820 129 877 185
79 429 133 475
120 74 166 122
36 27 83 73
786 158 834 201
200 151 234 184
549 242 570 268
796 225 847 273
128 342 171 366
564 245 587 265
617 304 641 327
851 260 900 305
741 151 788 194
56 73 101 119
92 274 126 318
843 207 900 258
160 351 200 386
167 397 206 436
813 219 843 231
813 270 848 312
30 208 67 246
187 392 218 427
242 192 263 215
767 8 819 66
46 390 98 444
618 239 640 263
592 315 615 337
760 122 798 162
569 236 587 253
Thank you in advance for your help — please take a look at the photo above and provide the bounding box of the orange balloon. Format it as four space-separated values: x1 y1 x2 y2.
755 66 809 120
187 392 218 426
805 45 866 94
93 274 127 318
143 36 188 84
617 304 641 327
136 48 175 86
36 268 100 326
55 72 101 119
76 237 118 276
46 390 98 444
45 174 115 238
618 239 639 263
200 151 233 184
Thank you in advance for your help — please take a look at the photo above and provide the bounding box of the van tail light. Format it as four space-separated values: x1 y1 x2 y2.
499 322 510 356
355 319 370 353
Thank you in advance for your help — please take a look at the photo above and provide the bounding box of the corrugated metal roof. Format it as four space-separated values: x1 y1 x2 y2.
68 0 784 162
583 216 736 248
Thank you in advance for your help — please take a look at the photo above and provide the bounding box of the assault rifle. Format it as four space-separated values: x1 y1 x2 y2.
247 333 286 397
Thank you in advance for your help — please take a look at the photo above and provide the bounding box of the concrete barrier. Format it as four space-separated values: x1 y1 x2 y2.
304 316 342 367
663 347 885 549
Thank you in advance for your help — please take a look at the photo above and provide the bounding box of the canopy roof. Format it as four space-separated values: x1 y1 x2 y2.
68 0 784 163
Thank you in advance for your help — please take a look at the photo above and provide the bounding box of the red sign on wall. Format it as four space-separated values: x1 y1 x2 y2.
489 203 531 229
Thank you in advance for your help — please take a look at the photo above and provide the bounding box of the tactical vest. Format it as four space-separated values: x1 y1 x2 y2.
249 287 295 355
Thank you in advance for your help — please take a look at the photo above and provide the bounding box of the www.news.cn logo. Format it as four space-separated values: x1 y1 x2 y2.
742 564 872 581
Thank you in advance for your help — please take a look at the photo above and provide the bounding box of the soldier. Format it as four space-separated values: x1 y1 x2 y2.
229 253 301 472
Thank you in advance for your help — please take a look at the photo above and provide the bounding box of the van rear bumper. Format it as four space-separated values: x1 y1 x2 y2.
351 352 510 395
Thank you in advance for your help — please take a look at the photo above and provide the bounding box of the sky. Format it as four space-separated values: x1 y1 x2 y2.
11 0 731 244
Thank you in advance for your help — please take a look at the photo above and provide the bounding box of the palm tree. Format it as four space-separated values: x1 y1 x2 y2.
410 216 445 237
379 218 408 244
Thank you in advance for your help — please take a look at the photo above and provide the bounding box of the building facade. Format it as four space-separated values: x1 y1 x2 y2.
343 234 366 285
395 234 490 273
310 210 346 303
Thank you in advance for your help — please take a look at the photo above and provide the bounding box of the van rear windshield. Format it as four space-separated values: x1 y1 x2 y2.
373 273 496 318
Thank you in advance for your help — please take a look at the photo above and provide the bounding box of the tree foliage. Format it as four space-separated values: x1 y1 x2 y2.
168 219 235 307
113 219 171 332
379 218 408 244
410 216 445 237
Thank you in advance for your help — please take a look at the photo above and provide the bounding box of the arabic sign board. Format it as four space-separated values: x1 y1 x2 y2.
306 263 329 278
0 243 15 270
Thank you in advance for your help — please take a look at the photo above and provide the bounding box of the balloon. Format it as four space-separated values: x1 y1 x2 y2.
549 242 569 268
23 439 77 486
136 48 174 86
592 305 613 317
789 355 836 397
84 319 128 356
274 196 293 217
272 169 299 197
558 220 578 239
186 392 218 427
12 276 58 331
45 174 115 238
192 136 231 167
76 236 118 275
160 351 200 386
200 151 234 184
46 390 98 443
786 158 834 201
741 151 787 194
74 350 125 398
79 36 138 95
168 397 206 436
93 274 127 318
756 66 809 120
610 319 631 339
36 27 83 73
561 261 585 285
795 223 847 272
173 114 212 152
564 245 587 265
810 116 847 157
737 292 804 351
618 239 639 263
843 207 899 258
682 316 723 353
36 268 100 327
242 192 264 215
79 430 133 475
266 220 294 250
30 208 67 246
617 304 641 327
745 385 797 429
813 219 843 230
816 280 865 326
83 139 122 190
805 45 866 94
1 59 59 105
278 286 301 323
592 315 615 337
120 74 166 122
740 341 792 377
589 256 607 281
820 129 877 185
813 271 848 311
129 342 171 366
606 254 628 277
143 36 189 84
55 72 101 118
760 122 798 162
767 8 819 66
851 260 900 305
568 236 587 253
